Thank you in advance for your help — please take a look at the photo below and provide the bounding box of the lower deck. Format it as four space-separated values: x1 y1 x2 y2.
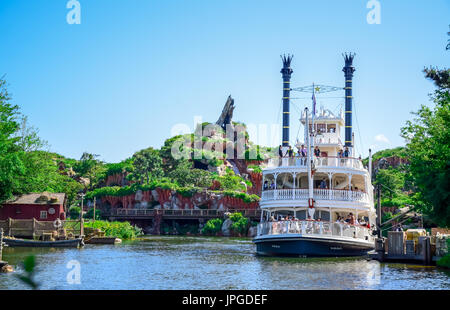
253 233 374 257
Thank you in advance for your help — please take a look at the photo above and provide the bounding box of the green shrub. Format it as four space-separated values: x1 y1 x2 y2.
68 206 81 219
201 218 224 235
247 165 262 173
229 212 249 235
437 253 450 269
83 208 102 220
84 220 142 240
220 191 260 203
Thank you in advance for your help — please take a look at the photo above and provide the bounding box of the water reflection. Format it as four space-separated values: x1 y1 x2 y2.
0 236 448 290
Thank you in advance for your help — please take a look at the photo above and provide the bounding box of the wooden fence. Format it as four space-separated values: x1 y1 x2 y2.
0 218 83 238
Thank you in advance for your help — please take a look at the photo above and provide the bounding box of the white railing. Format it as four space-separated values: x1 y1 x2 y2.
314 135 342 145
256 220 374 242
266 156 364 170
261 189 369 203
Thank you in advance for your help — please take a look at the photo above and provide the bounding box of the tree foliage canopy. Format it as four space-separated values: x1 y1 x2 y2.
401 73 450 226
0 79 82 205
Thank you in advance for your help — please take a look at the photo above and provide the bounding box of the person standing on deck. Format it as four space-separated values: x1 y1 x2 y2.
314 146 321 157
279 145 283 157
288 146 294 157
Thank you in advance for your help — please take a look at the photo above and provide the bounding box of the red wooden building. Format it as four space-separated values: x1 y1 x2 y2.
0 193 67 221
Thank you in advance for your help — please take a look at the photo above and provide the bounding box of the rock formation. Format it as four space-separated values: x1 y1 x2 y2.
216 95 235 130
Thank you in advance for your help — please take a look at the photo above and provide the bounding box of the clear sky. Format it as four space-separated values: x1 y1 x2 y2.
1 0 448 162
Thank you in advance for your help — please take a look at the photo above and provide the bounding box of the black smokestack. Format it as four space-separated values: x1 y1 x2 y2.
343 53 355 148
281 54 293 147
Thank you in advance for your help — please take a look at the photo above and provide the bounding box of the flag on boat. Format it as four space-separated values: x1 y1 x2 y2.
312 92 317 115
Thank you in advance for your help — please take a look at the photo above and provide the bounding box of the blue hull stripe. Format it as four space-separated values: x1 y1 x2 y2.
253 236 374 257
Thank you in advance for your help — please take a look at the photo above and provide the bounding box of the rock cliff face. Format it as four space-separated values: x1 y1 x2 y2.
106 172 129 187
372 156 409 177
247 171 262 196
98 189 259 212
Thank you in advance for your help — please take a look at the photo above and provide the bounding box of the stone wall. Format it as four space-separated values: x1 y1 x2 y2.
97 188 259 212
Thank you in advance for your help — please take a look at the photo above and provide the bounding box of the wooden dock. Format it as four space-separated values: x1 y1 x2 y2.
0 219 83 239
370 231 437 265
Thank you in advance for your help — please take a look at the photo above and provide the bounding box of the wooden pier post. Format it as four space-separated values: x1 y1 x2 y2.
32 218 36 239
376 185 381 238
93 197 96 222
80 193 85 237
0 228 3 261
388 231 405 256
7 218 12 237
419 236 432 265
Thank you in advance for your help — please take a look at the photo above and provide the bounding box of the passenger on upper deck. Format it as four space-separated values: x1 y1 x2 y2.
314 146 321 157
278 145 283 157
343 147 350 158
319 179 327 189
263 181 269 191
300 144 307 157
270 181 275 190
348 213 355 225
288 146 294 157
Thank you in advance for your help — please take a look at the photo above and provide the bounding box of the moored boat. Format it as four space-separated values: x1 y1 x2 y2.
3 237 84 248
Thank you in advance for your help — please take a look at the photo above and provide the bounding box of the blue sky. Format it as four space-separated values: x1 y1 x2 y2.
1 0 448 162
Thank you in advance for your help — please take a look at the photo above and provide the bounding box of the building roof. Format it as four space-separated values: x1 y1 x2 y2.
4 193 66 205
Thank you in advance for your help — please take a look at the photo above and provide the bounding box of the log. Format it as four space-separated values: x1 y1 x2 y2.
216 95 235 130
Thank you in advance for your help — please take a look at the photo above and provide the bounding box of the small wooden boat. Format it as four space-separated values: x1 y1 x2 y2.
3 237 84 248
85 236 122 245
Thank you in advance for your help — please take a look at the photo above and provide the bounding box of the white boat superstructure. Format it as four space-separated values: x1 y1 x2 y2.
253 54 376 256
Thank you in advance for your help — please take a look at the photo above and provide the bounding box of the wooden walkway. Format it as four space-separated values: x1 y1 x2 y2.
109 209 261 221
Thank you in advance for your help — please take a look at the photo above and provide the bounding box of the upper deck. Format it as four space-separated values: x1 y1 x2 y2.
265 156 365 171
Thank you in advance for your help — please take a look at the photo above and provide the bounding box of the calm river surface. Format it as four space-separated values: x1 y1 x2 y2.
1 236 449 290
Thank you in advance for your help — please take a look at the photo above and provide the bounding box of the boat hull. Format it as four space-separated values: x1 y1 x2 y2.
3 237 84 248
253 235 374 257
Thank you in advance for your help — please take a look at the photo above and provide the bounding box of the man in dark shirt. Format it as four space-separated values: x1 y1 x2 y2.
314 146 321 157
343 147 350 157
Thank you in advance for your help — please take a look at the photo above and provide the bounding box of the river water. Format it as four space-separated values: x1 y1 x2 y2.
1 236 449 290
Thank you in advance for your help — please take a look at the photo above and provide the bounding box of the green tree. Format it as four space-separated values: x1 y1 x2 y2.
401 73 450 226
129 147 163 184
169 161 213 188
73 152 105 190
0 79 25 202
160 134 193 173
14 150 83 205
374 168 405 199
217 168 247 192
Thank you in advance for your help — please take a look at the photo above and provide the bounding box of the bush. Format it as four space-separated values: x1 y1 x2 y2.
84 220 142 240
68 206 81 219
229 212 249 235
201 218 224 235
247 165 262 173
83 208 102 220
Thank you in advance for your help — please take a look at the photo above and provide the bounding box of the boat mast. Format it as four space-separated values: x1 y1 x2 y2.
311 83 315 151
305 108 315 218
